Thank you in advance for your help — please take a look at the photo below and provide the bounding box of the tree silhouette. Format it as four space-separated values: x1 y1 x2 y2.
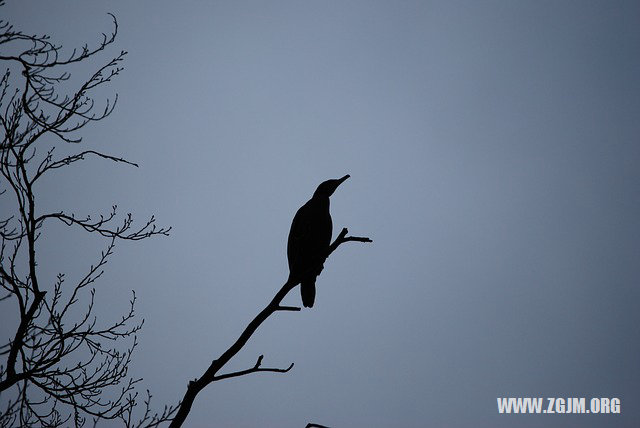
0 6 175 427
1 6 371 427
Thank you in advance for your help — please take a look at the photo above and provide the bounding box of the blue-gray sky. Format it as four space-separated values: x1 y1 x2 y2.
2 1 639 427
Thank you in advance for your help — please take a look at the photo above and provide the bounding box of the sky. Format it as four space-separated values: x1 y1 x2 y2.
1 1 640 427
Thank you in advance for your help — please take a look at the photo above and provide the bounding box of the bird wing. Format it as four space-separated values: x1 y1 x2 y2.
287 201 313 274
287 198 332 281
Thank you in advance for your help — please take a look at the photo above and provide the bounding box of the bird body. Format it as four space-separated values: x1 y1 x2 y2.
287 175 349 308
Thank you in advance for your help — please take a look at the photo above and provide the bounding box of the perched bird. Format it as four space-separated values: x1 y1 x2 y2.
287 174 350 308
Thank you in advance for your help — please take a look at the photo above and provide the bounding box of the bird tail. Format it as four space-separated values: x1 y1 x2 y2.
300 279 316 308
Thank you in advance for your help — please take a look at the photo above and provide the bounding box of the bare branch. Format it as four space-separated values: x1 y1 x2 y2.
276 305 301 312
213 355 294 382
118 390 179 428
36 209 171 241
328 227 373 257
169 228 371 427
32 149 138 183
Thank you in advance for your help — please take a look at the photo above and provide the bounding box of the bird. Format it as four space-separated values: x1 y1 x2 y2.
287 174 350 308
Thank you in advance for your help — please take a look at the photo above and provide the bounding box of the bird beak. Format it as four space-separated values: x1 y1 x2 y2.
337 174 350 185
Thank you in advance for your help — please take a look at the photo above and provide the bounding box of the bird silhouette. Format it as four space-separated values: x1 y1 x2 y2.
287 174 350 308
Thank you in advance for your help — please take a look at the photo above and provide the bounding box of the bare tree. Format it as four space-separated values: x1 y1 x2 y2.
1 5 371 427
0 6 175 427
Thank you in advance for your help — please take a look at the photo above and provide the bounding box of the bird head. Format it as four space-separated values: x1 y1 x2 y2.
313 174 350 197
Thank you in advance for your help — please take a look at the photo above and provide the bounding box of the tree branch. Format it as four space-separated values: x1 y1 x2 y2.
168 228 371 427
35 209 170 241
32 149 138 183
212 355 294 382
276 305 301 312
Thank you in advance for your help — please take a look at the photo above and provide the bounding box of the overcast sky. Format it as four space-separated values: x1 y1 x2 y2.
2 1 640 427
